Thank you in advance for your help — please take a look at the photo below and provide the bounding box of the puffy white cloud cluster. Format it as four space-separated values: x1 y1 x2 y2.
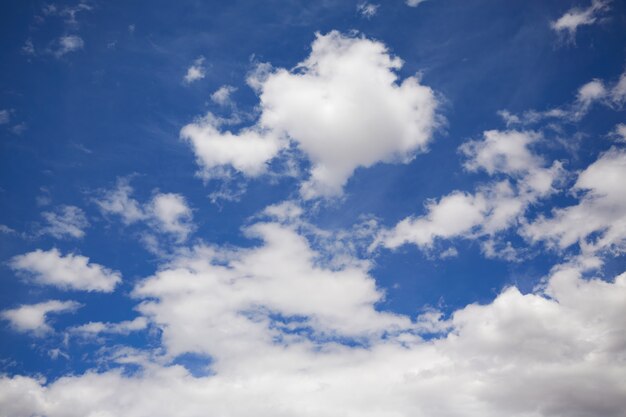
378 130 563 255
523 147 626 254
181 31 439 199
4 22 626 417
10 248 121 292
0 225 625 417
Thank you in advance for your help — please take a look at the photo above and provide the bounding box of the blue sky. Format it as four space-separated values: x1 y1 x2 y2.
1 1 626 416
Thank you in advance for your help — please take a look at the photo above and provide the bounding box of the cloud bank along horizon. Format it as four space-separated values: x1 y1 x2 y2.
0 1 625 416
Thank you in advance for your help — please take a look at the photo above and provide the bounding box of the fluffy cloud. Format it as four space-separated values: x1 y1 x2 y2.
210 85 237 106
184 57 206 84
551 0 610 39
180 114 283 179
523 147 626 254
96 179 194 242
378 130 563 252
181 31 439 198
10 249 121 292
133 221 411 362
41 205 89 239
95 178 145 224
0 243 624 416
147 193 194 241
381 191 488 249
1 300 80 335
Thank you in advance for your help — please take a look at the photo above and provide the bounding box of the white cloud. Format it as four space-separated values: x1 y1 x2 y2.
406 0 428 7
523 147 626 254
210 85 237 106
184 57 206 84
1 250 625 416
613 123 626 142
381 191 488 249
53 35 84 58
133 221 411 360
551 0 610 39
148 193 194 241
378 130 563 251
96 179 195 243
356 2 379 18
181 114 283 178
70 317 148 337
460 130 544 176
611 71 626 105
10 248 121 292
41 2 93 26
0 224 16 234
572 79 607 118
1 300 80 335
41 205 89 239
498 70 626 125
95 178 146 225
181 31 439 199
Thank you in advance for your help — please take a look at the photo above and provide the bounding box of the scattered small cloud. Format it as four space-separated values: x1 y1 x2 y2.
0 225 16 235
40 205 90 239
10 123 27 135
406 0 428 7
70 317 148 338
52 35 84 58
0 110 9 125
357 2 379 18
96 178 195 244
184 57 206 84
210 85 237 106
612 123 626 142
498 69 626 126
21 39 36 56
1 300 81 336
551 0 611 42
40 2 93 27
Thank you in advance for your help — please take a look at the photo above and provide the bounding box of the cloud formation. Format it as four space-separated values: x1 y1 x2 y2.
378 130 563 254
41 205 89 239
10 249 121 292
551 0 610 40
523 147 626 254
96 179 194 242
184 57 206 84
1 234 624 417
181 31 439 198
53 35 84 58
1 300 81 335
